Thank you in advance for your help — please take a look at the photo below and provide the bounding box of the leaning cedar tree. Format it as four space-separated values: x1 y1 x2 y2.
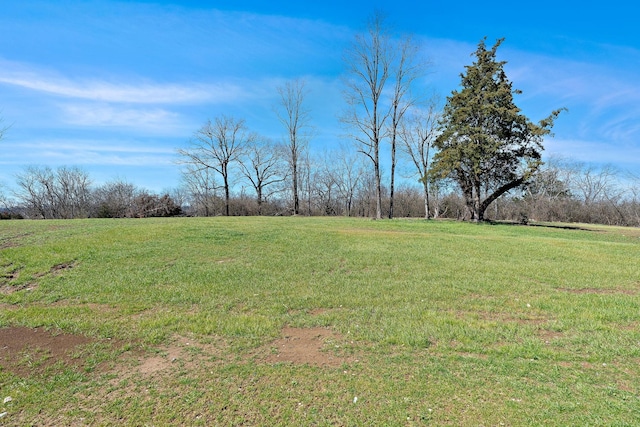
431 38 564 222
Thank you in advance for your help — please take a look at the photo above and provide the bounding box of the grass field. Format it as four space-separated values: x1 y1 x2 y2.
1 217 639 425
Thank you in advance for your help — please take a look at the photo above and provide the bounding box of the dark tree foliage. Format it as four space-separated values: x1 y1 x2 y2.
432 38 564 221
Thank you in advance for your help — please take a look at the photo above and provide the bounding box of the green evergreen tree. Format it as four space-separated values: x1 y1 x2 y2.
432 38 564 222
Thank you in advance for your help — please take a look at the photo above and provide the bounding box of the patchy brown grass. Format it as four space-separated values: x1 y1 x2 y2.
537 329 565 344
0 327 94 376
0 264 26 295
1 266 20 282
1 323 357 378
2 262 78 295
0 282 35 295
454 309 552 325
256 326 359 368
34 261 77 279
0 232 32 249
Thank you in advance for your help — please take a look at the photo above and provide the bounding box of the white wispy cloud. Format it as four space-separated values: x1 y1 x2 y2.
59 103 185 132
5 139 175 167
0 71 244 105
15 140 174 154
0 56 252 105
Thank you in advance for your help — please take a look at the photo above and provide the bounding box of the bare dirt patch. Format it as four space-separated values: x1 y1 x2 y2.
258 327 357 368
34 261 77 279
51 262 76 274
0 326 93 376
135 346 184 375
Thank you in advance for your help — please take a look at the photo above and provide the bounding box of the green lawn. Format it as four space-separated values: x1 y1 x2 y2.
1 217 639 425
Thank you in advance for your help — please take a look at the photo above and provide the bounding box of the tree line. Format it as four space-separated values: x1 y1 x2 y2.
174 16 567 223
1 13 639 226
1 166 181 219
2 150 639 227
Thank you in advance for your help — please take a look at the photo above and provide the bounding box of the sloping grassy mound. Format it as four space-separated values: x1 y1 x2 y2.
1 217 639 425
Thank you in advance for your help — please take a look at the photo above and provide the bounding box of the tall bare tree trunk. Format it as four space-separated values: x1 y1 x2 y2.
342 13 391 220
389 135 396 219
387 37 421 219
276 80 311 216
398 102 440 220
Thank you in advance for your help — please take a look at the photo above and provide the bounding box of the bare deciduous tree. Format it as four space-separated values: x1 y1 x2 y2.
398 102 440 218
0 183 16 218
178 116 253 216
275 79 311 215
331 147 366 217
301 151 317 215
239 138 286 215
342 12 392 219
312 159 339 216
57 166 92 218
625 173 640 226
343 13 423 219
386 36 422 219
15 166 52 218
15 166 92 219
181 164 218 216
570 162 620 206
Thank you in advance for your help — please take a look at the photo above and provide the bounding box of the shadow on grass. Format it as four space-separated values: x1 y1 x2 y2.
487 220 595 231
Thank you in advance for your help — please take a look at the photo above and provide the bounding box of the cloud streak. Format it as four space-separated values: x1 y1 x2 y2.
0 58 249 105
59 103 185 132
3 139 175 167
2 2 640 188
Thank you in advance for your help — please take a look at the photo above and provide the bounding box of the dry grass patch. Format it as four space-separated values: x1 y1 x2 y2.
454 309 552 325
537 329 565 344
132 334 229 376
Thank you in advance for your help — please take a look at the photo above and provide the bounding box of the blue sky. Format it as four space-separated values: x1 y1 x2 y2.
1 0 639 192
